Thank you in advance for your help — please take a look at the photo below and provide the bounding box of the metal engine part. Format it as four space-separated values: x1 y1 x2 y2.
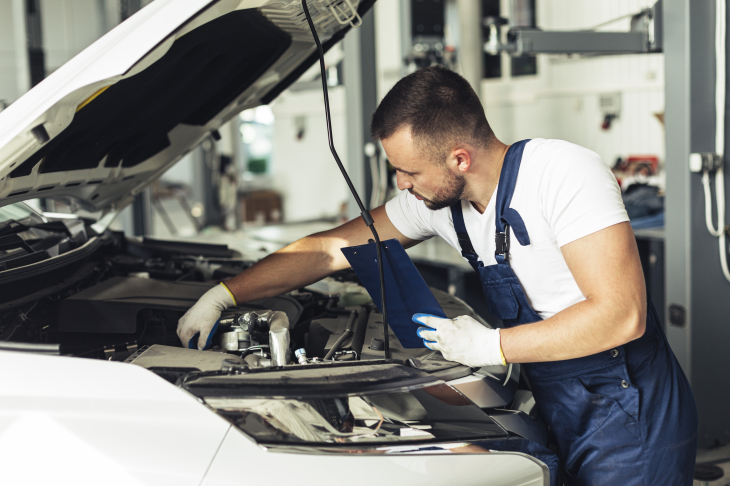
219 313 252 351
126 344 246 371
218 310 290 366
267 311 291 366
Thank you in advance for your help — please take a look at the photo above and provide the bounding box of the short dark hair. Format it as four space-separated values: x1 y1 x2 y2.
370 65 495 163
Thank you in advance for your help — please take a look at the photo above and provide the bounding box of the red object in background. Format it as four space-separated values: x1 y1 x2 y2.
612 155 660 189
626 155 659 175
601 114 617 130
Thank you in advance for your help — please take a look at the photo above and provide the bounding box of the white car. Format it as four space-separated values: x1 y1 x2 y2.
0 1 553 484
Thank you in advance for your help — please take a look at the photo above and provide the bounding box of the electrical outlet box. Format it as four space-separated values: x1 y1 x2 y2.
599 92 622 116
689 152 724 173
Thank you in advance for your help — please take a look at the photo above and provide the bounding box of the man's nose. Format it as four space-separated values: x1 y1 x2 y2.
396 172 411 191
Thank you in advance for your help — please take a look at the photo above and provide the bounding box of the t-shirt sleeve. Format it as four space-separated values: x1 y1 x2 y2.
384 190 438 241
539 144 629 247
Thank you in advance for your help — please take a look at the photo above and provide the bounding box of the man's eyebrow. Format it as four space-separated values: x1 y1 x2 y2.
393 166 416 175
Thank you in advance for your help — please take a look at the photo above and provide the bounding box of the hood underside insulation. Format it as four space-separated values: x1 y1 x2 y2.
11 10 292 179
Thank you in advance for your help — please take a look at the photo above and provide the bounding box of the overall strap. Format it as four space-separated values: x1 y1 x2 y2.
495 140 532 262
450 202 481 272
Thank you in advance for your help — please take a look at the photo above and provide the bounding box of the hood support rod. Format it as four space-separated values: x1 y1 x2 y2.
301 0 390 359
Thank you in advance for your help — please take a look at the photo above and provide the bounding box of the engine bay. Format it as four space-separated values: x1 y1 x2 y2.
0 219 472 370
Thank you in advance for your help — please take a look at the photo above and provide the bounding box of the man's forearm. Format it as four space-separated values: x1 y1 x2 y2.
218 206 416 306
223 234 345 304
500 295 646 363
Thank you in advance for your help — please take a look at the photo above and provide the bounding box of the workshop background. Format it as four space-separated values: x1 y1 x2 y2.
0 0 728 481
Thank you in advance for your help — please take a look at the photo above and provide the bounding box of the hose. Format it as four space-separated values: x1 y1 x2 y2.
0 342 60 355
706 0 730 283
323 310 358 360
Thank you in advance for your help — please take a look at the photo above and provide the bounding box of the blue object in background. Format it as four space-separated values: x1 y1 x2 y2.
188 319 220 350
630 211 664 229
341 239 447 348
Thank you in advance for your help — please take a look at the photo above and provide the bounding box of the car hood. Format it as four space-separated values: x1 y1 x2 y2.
0 0 371 217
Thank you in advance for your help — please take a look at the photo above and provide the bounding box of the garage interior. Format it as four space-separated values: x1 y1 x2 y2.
0 0 729 484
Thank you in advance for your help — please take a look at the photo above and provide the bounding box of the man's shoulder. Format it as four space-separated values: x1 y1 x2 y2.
524 138 600 161
520 139 606 180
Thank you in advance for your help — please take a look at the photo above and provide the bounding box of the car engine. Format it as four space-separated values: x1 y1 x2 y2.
0 224 471 370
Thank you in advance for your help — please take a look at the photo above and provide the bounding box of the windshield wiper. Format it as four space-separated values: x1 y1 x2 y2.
0 220 30 237
0 219 76 238
0 234 34 254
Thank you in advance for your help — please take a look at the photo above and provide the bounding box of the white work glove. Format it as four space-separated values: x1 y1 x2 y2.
413 314 505 368
177 283 235 349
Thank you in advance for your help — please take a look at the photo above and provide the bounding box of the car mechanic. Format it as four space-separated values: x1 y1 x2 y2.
177 65 698 485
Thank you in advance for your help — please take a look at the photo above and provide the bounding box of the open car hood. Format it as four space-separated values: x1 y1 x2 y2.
0 0 371 216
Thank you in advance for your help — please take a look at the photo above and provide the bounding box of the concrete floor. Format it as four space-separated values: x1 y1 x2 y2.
693 461 730 485
694 445 730 485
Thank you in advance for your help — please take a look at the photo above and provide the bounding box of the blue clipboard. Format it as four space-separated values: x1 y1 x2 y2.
341 239 447 348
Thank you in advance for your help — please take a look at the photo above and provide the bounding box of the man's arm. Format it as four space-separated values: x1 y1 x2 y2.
223 205 418 304
500 221 646 363
177 205 418 348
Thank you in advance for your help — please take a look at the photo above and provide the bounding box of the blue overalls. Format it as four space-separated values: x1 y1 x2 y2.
451 140 698 485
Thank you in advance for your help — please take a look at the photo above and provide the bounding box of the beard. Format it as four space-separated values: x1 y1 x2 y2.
411 168 466 211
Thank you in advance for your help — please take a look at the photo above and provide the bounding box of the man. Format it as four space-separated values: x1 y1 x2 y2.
178 66 697 484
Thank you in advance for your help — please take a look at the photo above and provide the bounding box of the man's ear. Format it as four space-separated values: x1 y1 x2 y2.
451 147 472 173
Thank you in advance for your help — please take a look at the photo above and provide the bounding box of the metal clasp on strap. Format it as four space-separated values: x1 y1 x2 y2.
456 232 478 259
495 224 511 257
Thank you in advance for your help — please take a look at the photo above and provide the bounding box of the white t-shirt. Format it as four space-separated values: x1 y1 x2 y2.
385 139 629 320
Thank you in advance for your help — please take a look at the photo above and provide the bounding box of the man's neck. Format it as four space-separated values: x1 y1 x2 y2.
465 141 509 214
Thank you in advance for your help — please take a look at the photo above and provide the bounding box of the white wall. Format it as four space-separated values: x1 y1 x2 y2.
0 0 30 106
483 0 665 168
40 0 108 75
374 0 404 102
270 86 350 222
0 0 117 105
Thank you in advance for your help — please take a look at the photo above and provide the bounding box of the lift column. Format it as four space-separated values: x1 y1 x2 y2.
664 0 730 449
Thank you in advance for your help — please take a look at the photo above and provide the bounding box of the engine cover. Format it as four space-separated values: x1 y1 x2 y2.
57 276 302 334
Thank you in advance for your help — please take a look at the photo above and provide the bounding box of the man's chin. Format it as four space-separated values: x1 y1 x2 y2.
423 198 457 211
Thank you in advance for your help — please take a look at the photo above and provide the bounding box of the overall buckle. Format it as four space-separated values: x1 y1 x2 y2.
457 232 478 259
495 224 511 257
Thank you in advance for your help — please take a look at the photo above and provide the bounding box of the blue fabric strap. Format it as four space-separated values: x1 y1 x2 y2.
496 140 531 247
449 140 532 268
502 208 530 246
450 203 481 272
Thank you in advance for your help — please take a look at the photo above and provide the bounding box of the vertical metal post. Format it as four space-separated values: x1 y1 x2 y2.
344 8 378 216
201 136 224 228
119 0 141 21
456 0 483 99
664 0 694 380
24 0 45 88
664 0 730 448
98 0 121 34
399 0 412 77
131 188 152 236
10 0 31 99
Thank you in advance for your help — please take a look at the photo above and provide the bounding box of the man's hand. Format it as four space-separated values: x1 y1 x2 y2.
177 283 235 349
413 314 504 367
